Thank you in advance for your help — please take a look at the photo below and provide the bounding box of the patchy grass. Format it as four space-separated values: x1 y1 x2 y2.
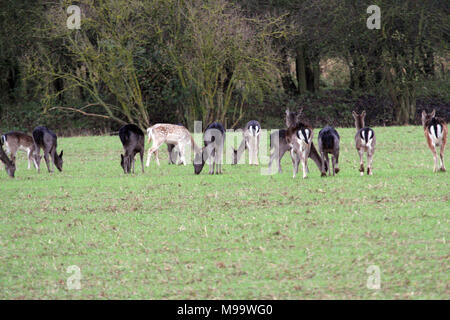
0 126 448 299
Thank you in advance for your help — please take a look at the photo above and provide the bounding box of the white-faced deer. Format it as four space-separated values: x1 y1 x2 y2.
285 109 313 179
146 123 200 167
119 124 145 174
194 122 225 175
32 126 63 173
421 109 447 172
0 144 15 178
318 126 340 176
1 132 41 171
232 120 261 165
352 111 376 176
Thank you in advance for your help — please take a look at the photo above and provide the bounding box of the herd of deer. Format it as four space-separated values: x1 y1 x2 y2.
0 109 447 179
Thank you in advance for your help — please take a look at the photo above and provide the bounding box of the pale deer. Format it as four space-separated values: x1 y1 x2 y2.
285 109 314 179
232 120 261 165
421 109 447 172
1 132 41 170
119 124 145 174
194 122 225 175
32 126 63 173
146 124 200 167
0 144 15 178
352 111 376 176
318 126 340 176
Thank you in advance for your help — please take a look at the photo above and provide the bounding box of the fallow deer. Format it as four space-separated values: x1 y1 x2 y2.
232 120 261 165
318 126 340 176
0 144 15 178
32 126 63 173
285 109 314 179
421 109 447 172
119 124 145 174
352 111 376 176
146 123 200 167
194 122 225 175
1 132 41 170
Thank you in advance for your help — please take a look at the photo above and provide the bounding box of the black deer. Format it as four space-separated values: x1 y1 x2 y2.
119 124 145 174
318 126 340 176
194 122 225 175
32 126 63 173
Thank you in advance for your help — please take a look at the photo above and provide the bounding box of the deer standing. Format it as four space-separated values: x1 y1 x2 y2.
232 120 261 165
318 126 340 176
285 109 314 179
421 109 447 172
0 144 15 178
352 111 376 176
32 126 63 173
146 123 200 167
119 124 145 174
194 122 225 175
1 132 41 170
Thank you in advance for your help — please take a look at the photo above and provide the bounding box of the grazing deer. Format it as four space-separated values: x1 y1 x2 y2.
119 124 145 174
1 132 41 170
352 111 376 176
0 144 15 178
421 109 447 172
232 120 261 165
32 126 63 173
146 123 200 167
318 126 340 176
285 109 314 179
194 122 225 175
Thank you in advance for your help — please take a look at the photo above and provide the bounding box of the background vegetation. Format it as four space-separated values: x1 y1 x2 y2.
0 0 448 134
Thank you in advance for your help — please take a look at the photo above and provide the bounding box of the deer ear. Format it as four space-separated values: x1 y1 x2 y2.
59 150 63 158
431 109 436 117
361 110 366 118
121 154 124 161
352 111 358 119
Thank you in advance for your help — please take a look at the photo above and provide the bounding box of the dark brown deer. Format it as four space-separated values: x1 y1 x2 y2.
421 109 447 172
318 126 340 176
194 122 225 175
1 132 41 170
0 144 15 178
32 126 63 173
119 124 145 174
352 111 376 176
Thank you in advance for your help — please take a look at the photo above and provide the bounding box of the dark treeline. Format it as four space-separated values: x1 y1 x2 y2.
0 0 448 135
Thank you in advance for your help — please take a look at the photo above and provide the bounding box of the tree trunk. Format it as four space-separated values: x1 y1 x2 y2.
295 45 307 94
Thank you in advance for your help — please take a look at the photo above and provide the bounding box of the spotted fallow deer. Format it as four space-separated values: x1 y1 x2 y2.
352 111 376 176
285 109 314 179
421 109 447 172
1 132 41 170
146 124 200 167
232 120 261 165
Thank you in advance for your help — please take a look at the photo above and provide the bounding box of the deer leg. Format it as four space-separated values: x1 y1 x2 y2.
291 150 299 178
140 150 144 173
358 149 364 176
367 149 374 175
439 144 446 172
331 154 336 176
44 151 52 173
320 151 326 177
302 155 308 179
334 150 340 174
146 142 162 167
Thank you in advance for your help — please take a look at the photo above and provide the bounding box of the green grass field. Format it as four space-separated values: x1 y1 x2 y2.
0 126 448 299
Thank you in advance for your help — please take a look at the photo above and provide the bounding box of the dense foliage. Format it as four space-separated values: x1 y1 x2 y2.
0 0 448 134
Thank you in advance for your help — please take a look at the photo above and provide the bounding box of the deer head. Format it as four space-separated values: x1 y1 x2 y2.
421 109 436 127
352 110 366 131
